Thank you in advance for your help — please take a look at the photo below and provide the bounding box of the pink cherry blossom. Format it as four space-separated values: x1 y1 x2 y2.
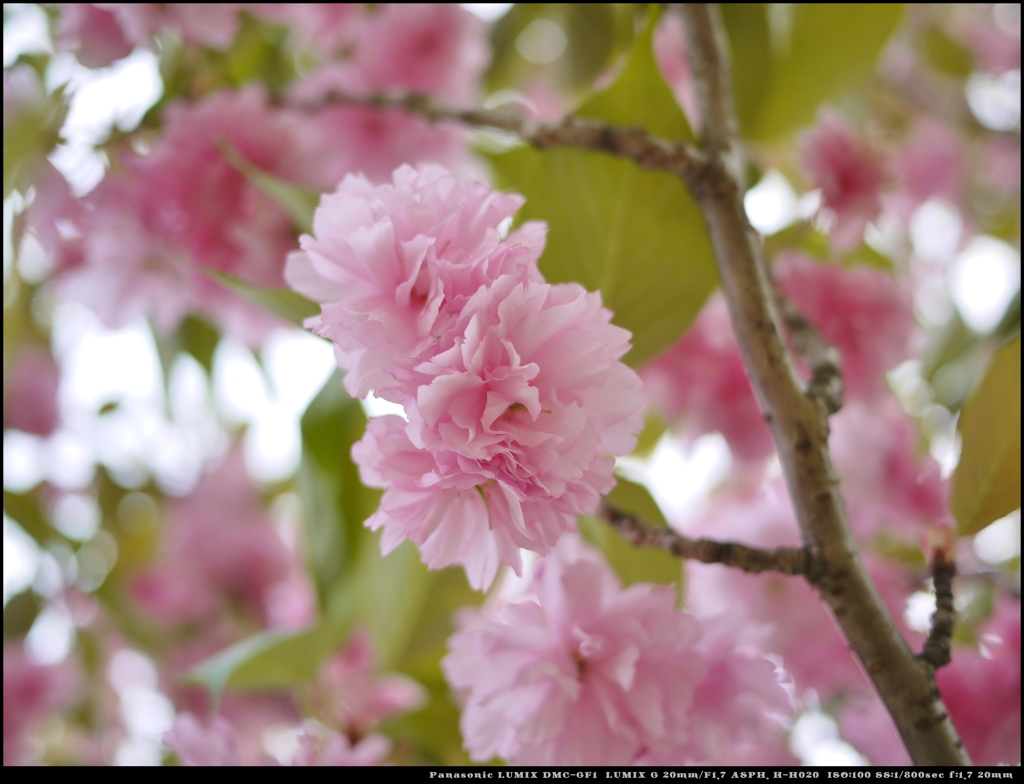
57 87 315 340
290 727 391 766
773 252 914 401
165 713 248 766
353 275 643 589
937 596 1021 765
835 693 912 765
830 399 948 541
445 536 792 765
251 4 360 58
892 120 967 216
4 347 61 437
348 4 488 107
654 12 700 128
640 293 773 463
131 450 314 629
99 4 244 50
315 632 425 736
287 164 545 399
443 536 707 764
799 112 885 251
54 5 133 68
3 643 81 765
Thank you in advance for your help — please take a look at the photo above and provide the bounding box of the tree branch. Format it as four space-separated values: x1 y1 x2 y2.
678 3 969 766
776 294 844 415
600 503 816 577
298 11 971 764
919 550 957 670
291 91 709 184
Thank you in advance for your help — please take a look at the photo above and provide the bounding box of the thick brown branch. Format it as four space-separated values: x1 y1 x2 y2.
679 3 969 766
600 503 816 577
919 550 957 670
291 91 707 183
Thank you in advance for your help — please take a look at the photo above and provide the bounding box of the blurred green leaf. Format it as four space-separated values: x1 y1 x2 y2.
178 314 220 375
205 270 319 327
721 4 772 134
488 14 717 367
748 5 904 140
951 337 1021 535
485 4 635 96
920 25 974 78
218 140 319 234
297 372 379 603
632 412 667 458
185 621 346 699
578 477 682 600
3 587 41 639
3 83 67 198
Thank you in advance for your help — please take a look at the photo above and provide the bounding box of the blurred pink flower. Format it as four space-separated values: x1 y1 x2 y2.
251 4 360 57
131 450 315 629
100 3 244 50
890 119 967 219
830 399 948 541
165 713 247 766
54 4 133 68
349 4 488 107
444 536 707 764
290 727 391 766
640 293 773 464
315 632 425 736
3 644 81 765
445 536 791 765
984 135 1022 195
836 693 912 765
654 12 700 127
287 164 544 399
774 252 914 401
799 112 885 251
353 275 642 590
4 347 61 437
58 87 315 341
938 596 1021 765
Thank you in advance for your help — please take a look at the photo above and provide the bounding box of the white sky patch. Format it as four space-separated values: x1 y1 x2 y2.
214 329 337 482
909 199 963 264
966 70 1021 132
974 510 1021 565
2 3 51 66
790 710 868 766
948 235 1020 333
744 169 799 235
461 4 514 23
47 48 164 195
616 432 732 525
25 604 75 665
3 515 40 606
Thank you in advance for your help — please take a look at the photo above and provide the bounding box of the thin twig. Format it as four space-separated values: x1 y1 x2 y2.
290 91 709 185
600 504 817 577
776 294 844 415
919 550 957 670
678 4 969 765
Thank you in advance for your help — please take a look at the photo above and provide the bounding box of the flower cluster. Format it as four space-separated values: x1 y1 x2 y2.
289 165 644 589
443 536 793 765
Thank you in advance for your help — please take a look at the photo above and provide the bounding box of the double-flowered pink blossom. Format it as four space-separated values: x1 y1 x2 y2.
291 165 643 589
443 537 791 765
800 112 885 251
287 164 544 399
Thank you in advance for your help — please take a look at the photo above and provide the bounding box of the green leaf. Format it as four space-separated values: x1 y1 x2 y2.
487 14 717 367
297 373 379 603
205 270 319 328
951 337 1021 535
178 315 220 375
217 140 319 234
3 82 68 198
185 621 346 699
578 477 682 599
720 4 772 135
748 5 904 140
920 25 974 78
